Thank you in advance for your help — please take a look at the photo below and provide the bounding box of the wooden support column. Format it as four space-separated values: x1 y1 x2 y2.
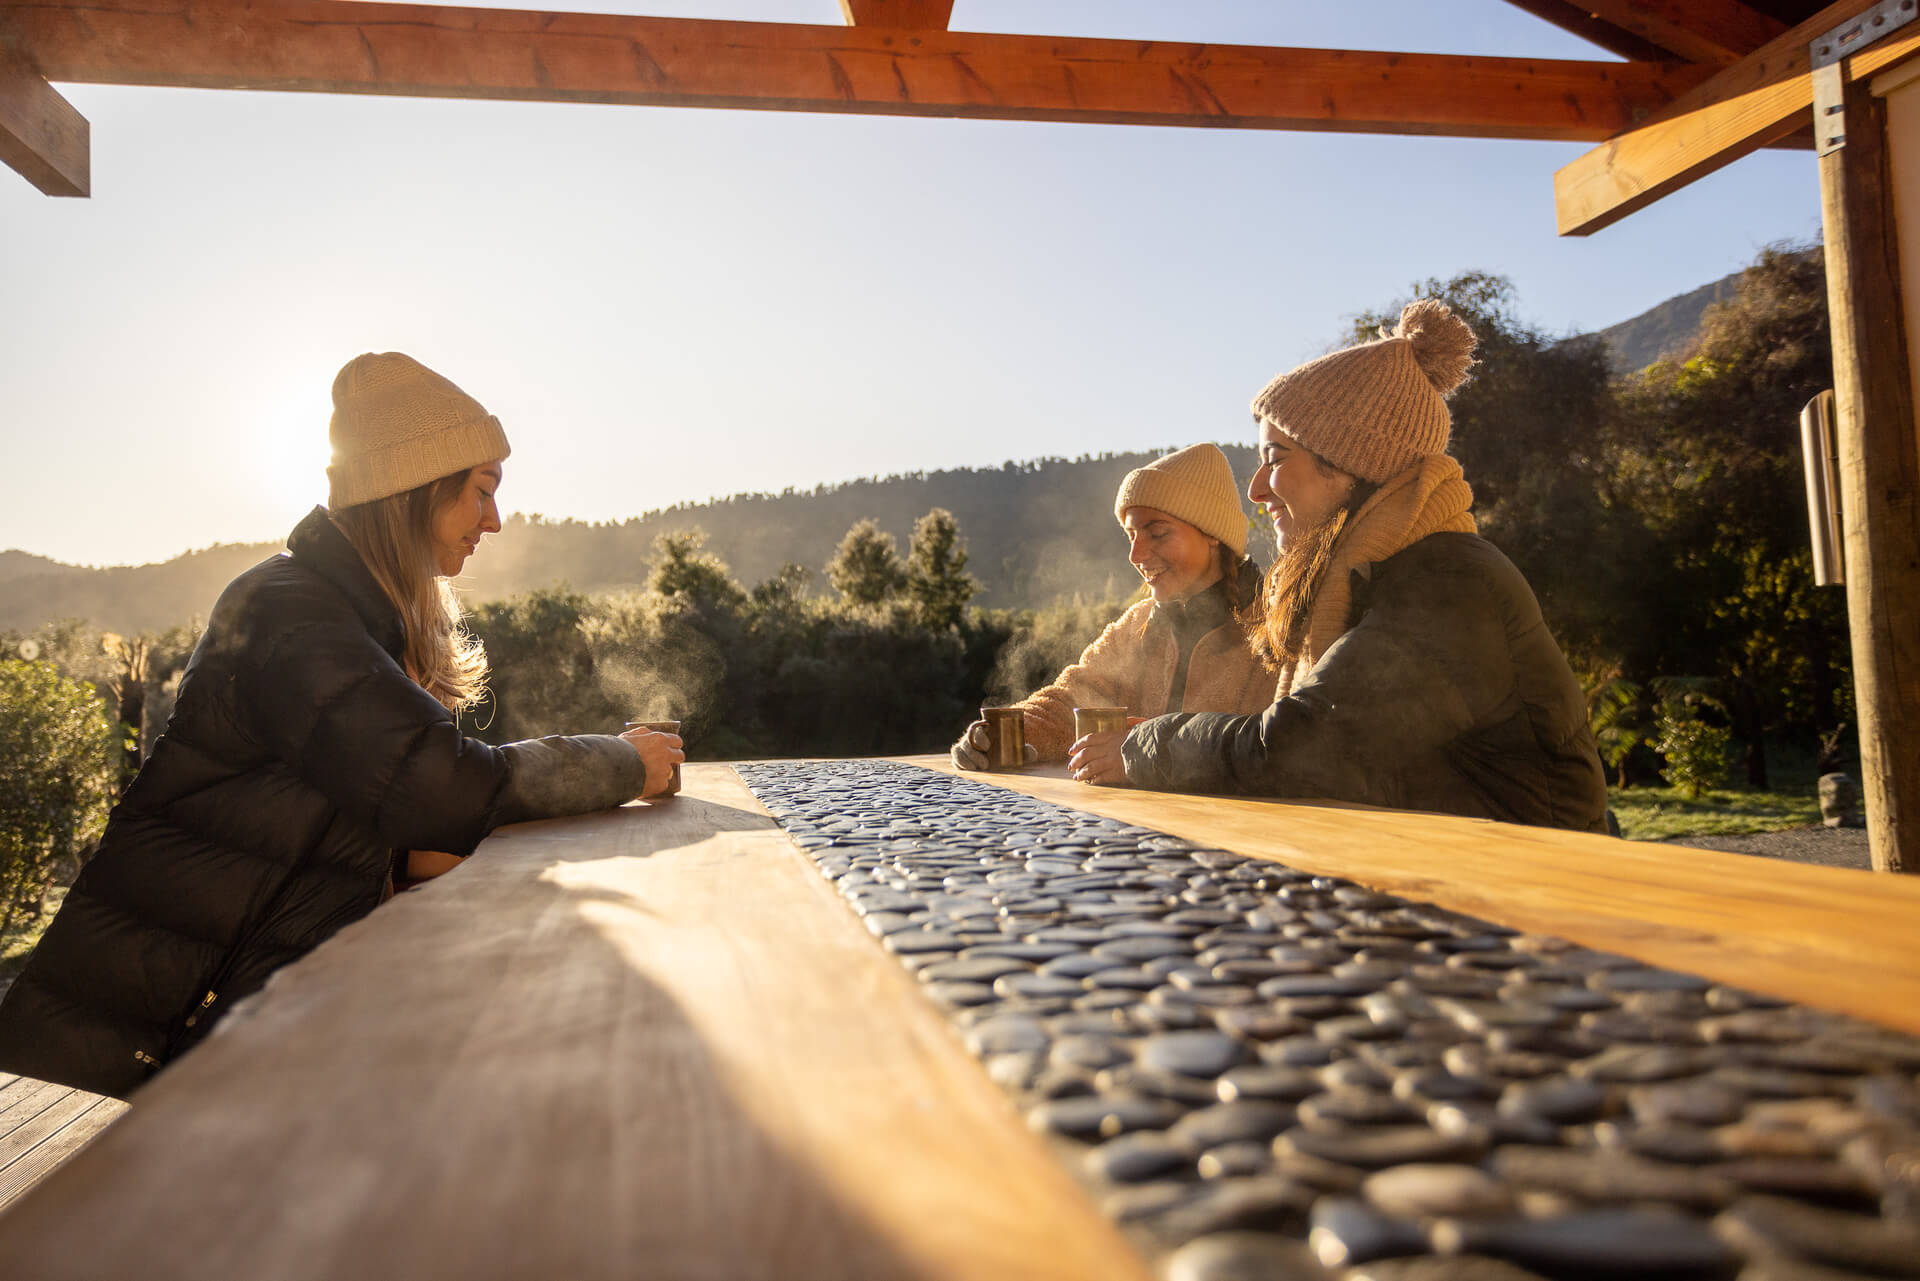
1820 70 1920 874
0 40 86 196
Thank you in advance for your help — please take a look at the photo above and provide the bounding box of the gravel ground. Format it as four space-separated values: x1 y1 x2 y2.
1663 824 1872 870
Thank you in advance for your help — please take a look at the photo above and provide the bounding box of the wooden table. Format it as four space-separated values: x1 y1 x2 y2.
1 756 1915 1280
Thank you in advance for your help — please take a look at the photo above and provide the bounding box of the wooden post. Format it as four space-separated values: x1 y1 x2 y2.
1819 71 1920 874
0 40 87 196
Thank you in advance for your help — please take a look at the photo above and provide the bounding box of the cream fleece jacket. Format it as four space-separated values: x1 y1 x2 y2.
1013 588 1277 761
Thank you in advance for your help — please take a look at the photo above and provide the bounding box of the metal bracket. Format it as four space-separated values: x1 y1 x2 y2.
1814 0 1920 156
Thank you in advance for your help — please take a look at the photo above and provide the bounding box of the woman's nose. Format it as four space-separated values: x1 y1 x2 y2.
1247 468 1269 504
1127 534 1149 565
482 502 502 534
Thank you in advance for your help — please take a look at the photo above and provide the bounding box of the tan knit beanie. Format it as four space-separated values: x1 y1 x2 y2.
327 353 513 509
1250 299 1477 485
1113 442 1248 558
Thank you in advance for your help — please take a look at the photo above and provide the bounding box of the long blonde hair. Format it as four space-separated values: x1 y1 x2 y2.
1244 473 1377 672
331 471 489 711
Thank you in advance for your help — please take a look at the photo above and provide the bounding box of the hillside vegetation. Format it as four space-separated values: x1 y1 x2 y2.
0 449 1269 635
5 243 1851 795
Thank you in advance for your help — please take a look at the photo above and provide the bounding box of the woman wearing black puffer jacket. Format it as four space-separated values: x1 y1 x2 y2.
0 352 684 1098
1117 301 1608 833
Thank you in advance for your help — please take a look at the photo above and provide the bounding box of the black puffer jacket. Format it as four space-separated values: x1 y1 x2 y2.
1122 532 1607 832
0 509 647 1097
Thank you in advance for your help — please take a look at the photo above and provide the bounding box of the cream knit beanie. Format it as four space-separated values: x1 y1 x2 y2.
1250 299 1477 484
327 353 512 509
1113 443 1248 558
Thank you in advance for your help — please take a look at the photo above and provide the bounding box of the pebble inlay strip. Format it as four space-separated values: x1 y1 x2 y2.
733 760 1920 1281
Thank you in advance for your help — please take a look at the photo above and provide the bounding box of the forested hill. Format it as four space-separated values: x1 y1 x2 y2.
1589 249 1821 374
5 252 1821 639
0 445 1267 635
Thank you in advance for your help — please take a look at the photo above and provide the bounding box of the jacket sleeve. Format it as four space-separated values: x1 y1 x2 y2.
494 735 648 826
1122 555 1513 803
241 616 639 856
1016 603 1153 760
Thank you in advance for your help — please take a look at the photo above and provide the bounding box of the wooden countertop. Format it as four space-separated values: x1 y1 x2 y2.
0 763 1151 1281
4 753 1915 1281
922 755 1920 1037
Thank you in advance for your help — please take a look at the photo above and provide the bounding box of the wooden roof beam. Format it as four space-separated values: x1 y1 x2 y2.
1556 0 1919 235
1564 1 1789 68
1498 0 1696 63
0 0 1709 143
838 1 952 30
0 39 86 195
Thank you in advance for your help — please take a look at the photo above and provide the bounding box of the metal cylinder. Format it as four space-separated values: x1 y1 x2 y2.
1800 389 1845 586
1072 706 1130 738
980 707 1027 770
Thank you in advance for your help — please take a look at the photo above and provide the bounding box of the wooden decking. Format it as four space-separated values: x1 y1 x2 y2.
0 1073 124 1214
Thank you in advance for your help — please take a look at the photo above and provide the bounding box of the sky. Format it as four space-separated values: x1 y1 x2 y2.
0 0 1826 568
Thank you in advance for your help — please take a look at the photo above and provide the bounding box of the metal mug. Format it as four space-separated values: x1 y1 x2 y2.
1073 706 1130 738
624 719 682 795
979 707 1027 770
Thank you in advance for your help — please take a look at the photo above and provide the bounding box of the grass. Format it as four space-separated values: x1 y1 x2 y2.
1610 784 1824 841
0 886 65 989
1607 738 1837 841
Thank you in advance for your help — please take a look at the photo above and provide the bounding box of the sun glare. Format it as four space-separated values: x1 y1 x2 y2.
251 383 334 521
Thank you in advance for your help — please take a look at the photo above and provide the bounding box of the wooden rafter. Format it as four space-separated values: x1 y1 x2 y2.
0 0 1709 142
838 1 952 30
1497 0 1693 64
1561 0 1789 68
1555 0 1919 235
0 38 85 195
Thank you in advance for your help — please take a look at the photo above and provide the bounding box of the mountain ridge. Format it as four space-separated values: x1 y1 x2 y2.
2 263 1778 637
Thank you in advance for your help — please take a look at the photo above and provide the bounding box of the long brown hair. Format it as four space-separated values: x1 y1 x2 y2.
330 470 489 711
1243 472 1378 672
1219 547 1258 616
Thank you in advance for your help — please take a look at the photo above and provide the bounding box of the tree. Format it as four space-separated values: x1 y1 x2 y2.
0 659 118 934
465 586 610 741
649 529 747 613
1588 675 1649 791
751 563 813 614
826 519 907 605
904 507 978 631
1607 244 1843 783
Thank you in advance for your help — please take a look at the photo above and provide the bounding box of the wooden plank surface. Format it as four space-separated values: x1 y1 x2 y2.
0 763 1151 1281
0 0 1709 141
0 1091 124 1213
0 39 87 196
1553 0 1920 235
922 756 1920 1036
0 1080 69 1142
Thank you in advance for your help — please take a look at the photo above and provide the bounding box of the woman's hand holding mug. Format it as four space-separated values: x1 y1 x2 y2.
620 724 685 797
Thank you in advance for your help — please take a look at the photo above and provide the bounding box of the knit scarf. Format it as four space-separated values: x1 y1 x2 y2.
1276 454 1477 697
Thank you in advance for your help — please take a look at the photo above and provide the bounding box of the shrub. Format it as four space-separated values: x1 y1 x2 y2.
0 659 119 933
1654 709 1732 798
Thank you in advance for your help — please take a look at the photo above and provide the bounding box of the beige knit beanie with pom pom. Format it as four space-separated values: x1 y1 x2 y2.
1249 299 1477 484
